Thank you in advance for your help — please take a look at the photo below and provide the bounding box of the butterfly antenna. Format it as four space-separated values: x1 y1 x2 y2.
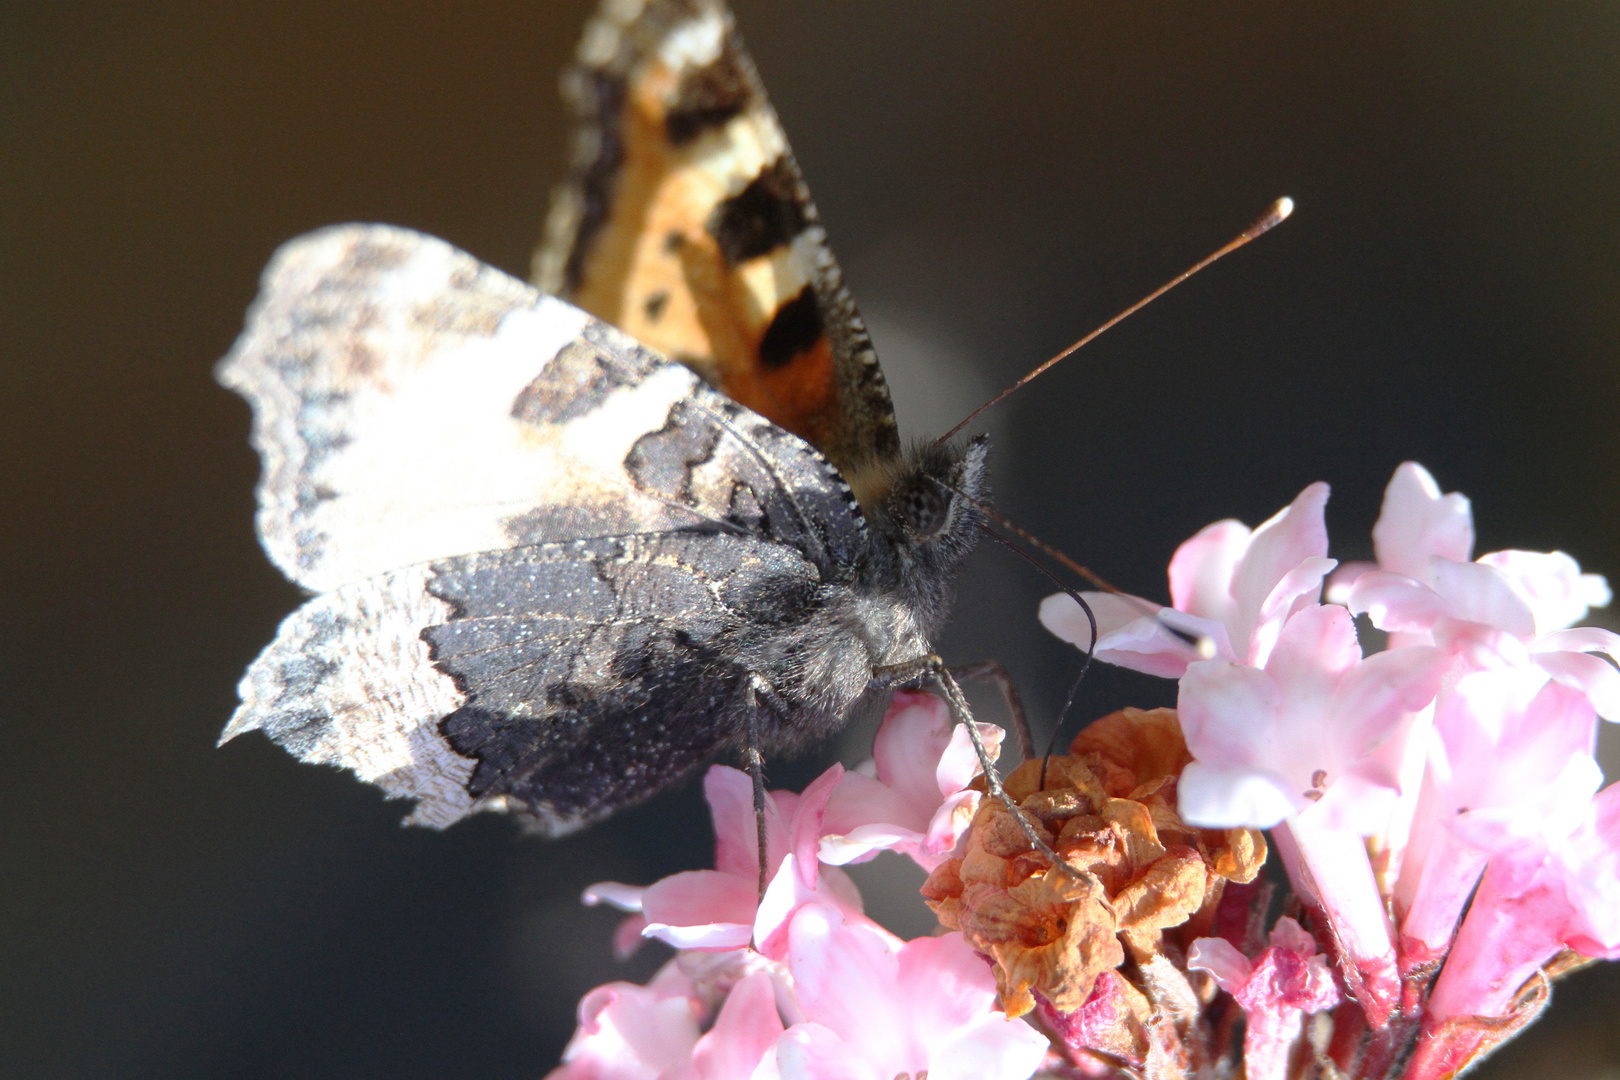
937 478 1106 758
936 197 1294 444
970 524 1095 788
970 498 1217 660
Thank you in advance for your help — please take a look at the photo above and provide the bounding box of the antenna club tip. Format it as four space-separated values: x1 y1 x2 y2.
1244 197 1294 238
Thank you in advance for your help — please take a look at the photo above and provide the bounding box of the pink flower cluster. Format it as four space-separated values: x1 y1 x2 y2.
1042 462 1620 1077
550 693 1050 1080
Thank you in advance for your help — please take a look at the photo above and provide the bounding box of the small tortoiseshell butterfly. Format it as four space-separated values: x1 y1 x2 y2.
220 0 991 835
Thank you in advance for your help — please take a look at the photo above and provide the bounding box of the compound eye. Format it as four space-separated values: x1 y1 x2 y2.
900 480 950 539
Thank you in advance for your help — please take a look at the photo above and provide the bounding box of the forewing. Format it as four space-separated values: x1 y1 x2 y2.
221 224 875 827
219 224 863 593
222 532 821 833
534 0 899 479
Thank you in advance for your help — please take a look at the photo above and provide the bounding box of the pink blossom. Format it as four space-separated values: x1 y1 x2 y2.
1040 482 1337 678
760 903 1049 1080
584 765 862 958
1175 603 1441 1022
1425 782 1620 1022
550 961 705 1080
1176 605 1442 833
1395 670 1602 961
1344 463 1618 718
818 691 1004 872
553 906 1049 1080
1188 918 1341 1080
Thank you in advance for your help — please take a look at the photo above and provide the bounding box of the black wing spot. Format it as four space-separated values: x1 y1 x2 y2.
511 340 628 424
666 47 750 144
708 158 808 265
758 286 823 370
643 289 670 322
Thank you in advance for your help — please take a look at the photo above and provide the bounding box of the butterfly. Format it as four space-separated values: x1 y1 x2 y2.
218 0 994 836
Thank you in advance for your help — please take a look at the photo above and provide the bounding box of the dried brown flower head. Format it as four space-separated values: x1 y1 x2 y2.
922 707 1266 1019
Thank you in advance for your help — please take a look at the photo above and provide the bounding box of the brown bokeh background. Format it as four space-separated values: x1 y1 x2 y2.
6 2 1620 1077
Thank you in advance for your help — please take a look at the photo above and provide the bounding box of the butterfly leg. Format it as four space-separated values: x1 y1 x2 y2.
743 677 772 902
868 657 1080 882
945 659 1035 763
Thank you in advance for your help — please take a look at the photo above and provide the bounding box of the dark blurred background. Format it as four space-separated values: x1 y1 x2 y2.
6 2 1620 1077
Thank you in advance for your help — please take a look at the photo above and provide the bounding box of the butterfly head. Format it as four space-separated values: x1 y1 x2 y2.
870 434 990 563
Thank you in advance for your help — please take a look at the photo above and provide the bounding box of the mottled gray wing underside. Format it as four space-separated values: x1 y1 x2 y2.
219 224 871 830
223 532 825 833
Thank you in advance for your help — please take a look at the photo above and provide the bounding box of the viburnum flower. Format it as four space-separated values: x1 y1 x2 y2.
554 461 1620 1080
1187 917 1341 1080
585 764 861 959
560 693 1045 1080
1043 479 1439 1022
1394 667 1602 965
551 905 1048 1080
1404 782 1620 1080
819 690 1004 872
1039 481 1337 678
1340 461 1618 718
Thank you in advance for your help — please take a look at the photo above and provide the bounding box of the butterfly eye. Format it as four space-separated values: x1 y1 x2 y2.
896 478 950 540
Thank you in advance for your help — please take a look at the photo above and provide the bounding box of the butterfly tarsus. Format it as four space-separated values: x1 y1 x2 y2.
868 656 1084 884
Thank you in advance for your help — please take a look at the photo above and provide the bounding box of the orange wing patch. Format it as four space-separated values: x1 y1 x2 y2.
535 0 898 480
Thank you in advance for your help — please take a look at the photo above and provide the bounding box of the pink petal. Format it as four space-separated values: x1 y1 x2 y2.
1325 560 1379 606
935 722 1002 799
582 881 646 913
1372 462 1474 579
1169 518 1253 617
1178 659 1282 769
1265 604 1362 695
817 822 923 867
1430 559 1536 639
1328 642 1444 754
706 767 787 880
555 980 702 1080
1178 761 1300 828
792 766 845 888
769 1023 869 1080
891 932 1002 1037
870 692 955 811
822 773 920 850
611 915 651 961
1248 556 1339 667
1346 571 1448 634
754 854 818 960
785 905 909 1075
1303 758 1401 835
922 790 984 860
1534 648 1620 720
926 1014 1049 1080
1187 936 1253 992
1039 590 1145 649
1533 625 1620 657
1226 482 1331 655
642 871 757 950
1558 784 1620 954
1268 915 1318 956
689 971 784 1080
1478 549 1611 635
1094 609 1234 679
